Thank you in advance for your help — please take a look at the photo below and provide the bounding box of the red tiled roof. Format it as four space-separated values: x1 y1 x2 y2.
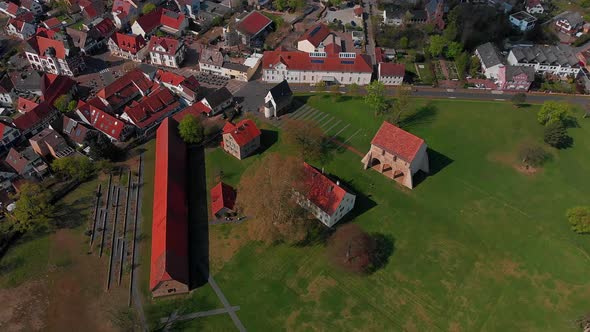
77 98 126 140
371 121 425 162
354 5 363 16
123 87 180 129
92 17 116 37
375 47 385 63
160 9 186 30
8 17 24 30
17 97 38 113
379 62 405 77
303 162 347 215
97 69 151 108
6 2 19 15
15 11 33 22
527 0 541 7
28 34 67 59
324 42 341 55
262 50 372 73
222 119 261 147
43 17 62 29
210 182 236 216
135 8 162 34
112 0 135 15
148 36 182 55
41 74 76 105
6 148 28 174
111 32 146 54
172 103 208 121
236 11 272 36
298 23 331 47
155 69 185 86
12 102 53 132
150 117 189 292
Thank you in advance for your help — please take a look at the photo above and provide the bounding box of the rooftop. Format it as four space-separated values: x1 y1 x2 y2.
371 121 425 162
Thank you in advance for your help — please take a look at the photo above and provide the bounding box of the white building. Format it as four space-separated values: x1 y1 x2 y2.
148 36 185 68
263 80 292 118
378 62 405 85
24 29 85 77
298 162 356 227
509 11 537 32
262 50 372 85
525 0 544 14
507 45 582 77
198 47 262 81
475 42 504 79
6 15 36 40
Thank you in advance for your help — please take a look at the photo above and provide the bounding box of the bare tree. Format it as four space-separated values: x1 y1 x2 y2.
283 119 326 162
327 224 376 274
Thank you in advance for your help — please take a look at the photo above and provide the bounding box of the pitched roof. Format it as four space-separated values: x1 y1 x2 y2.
527 0 542 7
110 32 146 54
17 97 39 113
91 17 116 38
12 102 53 132
262 50 373 73
160 9 186 30
210 182 236 216
379 62 405 77
371 121 425 162
150 117 189 292
303 162 348 215
41 73 76 104
62 115 91 145
77 98 127 140
298 23 331 47
222 119 261 147
268 80 292 110
504 65 535 81
199 47 223 66
28 33 68 59
173 101 210 119
155 69 185 86
148 36 182 55
236 11 272 36
0 121 16 140
5 2 20 15
203 87 232 109
135 7 163 34
6 147 30 174
97 69 152 108
43 17 62 30
476 42 503 68
123 87 180 129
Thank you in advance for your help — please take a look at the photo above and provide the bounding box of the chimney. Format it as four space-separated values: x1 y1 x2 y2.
336 180 340 186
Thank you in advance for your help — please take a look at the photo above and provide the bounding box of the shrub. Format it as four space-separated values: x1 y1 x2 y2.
543 122 571 149
518 144 549 167
566 207 590 234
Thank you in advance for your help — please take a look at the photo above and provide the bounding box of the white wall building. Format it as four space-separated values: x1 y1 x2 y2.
507 45 582 77
378 62 405 85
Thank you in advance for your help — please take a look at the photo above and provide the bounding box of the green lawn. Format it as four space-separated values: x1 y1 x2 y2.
144 97 590 331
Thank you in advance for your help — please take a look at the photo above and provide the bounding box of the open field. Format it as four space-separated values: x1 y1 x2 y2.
145 95 590 331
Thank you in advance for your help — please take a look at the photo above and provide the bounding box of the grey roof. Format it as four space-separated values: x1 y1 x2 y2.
205 87 233 109
222 61 249 72
199 47 224 66
510 45 579 67
560 11 584 27
505 65 535 81
476 42 503 68
268 80 292 111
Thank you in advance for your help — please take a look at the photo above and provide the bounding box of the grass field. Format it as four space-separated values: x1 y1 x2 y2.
143 96 590 331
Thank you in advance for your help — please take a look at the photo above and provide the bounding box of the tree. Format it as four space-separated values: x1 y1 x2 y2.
348 83 359 96
273 0 287 11
52 156 95 181
469 55 480 77
442 22 458 41
142 3 156 15
510 93 527 108
327 224 376 274
390 86 410 125
518 144 549 167
543 122 571 148
364 81 388 117
53 94 77 113
236 154 311 245
445 41 463 59
399 36 409 49
283 119 325 161
455 52 469 79
178 115 204 145
315 81 326 91
10 182 54 232
428 35 446 57
566 206 590 234
84 131 122 161
537 101 572 126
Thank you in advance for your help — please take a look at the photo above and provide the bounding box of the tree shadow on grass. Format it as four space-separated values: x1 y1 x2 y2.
413 148 454 188
0 256 24 276
398 103 438 130
369 233 395 274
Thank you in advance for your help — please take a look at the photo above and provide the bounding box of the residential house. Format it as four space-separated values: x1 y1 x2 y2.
297 23 341 53
263 79 292 118
111 0 139 28
201 87 233 115
66 28 98 55
198 47 260 81
378 62 405 85
19 0 43 16
29 127 74 159
425 0 445 30
509 11 536 32
0 2 26 18
198 47 224 75
526 0 544 14
297 162 356 227
17 97 38 113
107 32 148 62
159 9 188 36
361 121 429 189
148 36 186 68
235 11 272 46
132 8 188 37
40 73 77 106
5 146 49 178
221 119 261 160
6 13 37 40
88 17 117 45
497 65 534 91
555 12 584 35
154 69 200 104
24 27 86 76
382 9 405 26
210 182 236 218
53 115 93 147
78 0 104 21
174 0 200 21
507 45 582 77
76 98 133 141
262 50 373 85
0 73 15 106
150 117 189 298
475 42 504 79
42 17 62 31
12 102 58 137
121 87 182 134
96 69 153 111
0 121 21 152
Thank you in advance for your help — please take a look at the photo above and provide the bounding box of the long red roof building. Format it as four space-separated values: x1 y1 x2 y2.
150 117 189 297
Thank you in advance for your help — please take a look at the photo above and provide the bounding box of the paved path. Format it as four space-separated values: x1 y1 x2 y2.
161 306 241 330
208 275 246 332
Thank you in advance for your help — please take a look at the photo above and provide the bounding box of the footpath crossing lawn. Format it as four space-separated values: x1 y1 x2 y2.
151 96 590 331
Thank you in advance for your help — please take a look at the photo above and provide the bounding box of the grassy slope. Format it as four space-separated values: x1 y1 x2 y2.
195 97 590 331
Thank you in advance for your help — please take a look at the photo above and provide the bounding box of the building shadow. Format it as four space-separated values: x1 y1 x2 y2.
258 128 278 154
413 148 453 188
187 146 210 289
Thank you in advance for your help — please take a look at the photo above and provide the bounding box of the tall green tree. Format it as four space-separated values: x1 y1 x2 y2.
566 206 590 234
428 35 446 57
537 101 572 126
390 86 410 125
142 3 156 15
84 131 122 161
543 122 571 148
178 115 204 145
364 81 388 117
52 156 95 181
10 182 55 232
455 52 469 79
53 95 77 113
445 42 463 59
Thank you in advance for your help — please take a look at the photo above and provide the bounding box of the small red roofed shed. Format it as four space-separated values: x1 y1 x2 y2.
210 182 236 218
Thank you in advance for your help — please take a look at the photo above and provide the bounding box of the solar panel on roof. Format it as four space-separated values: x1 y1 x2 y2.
309 25 322 37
